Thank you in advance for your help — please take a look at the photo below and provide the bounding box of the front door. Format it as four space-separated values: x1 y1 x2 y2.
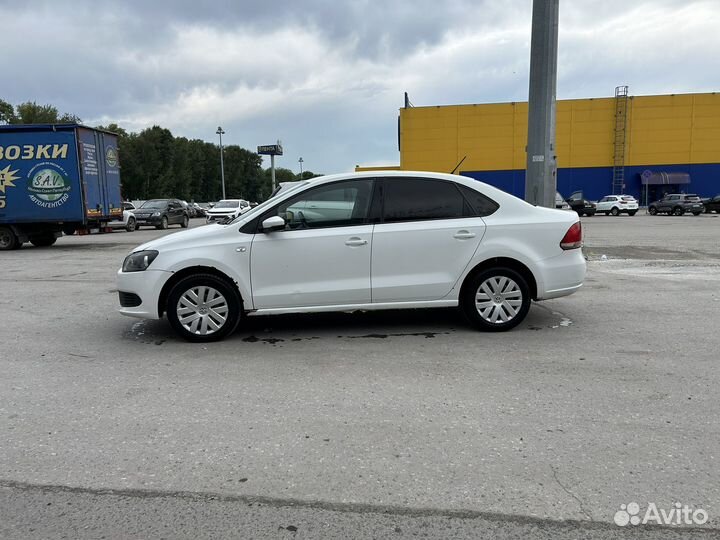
250 179 375 309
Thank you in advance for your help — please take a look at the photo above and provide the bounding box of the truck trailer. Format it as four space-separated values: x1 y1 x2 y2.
0 124 123 250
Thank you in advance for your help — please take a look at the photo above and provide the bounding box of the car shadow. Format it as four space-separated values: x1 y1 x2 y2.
122 304 568 345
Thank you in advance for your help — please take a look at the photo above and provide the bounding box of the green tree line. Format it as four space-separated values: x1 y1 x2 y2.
1 99 319 202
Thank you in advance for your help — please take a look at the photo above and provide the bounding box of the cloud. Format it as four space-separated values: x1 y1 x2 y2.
1 0 718 172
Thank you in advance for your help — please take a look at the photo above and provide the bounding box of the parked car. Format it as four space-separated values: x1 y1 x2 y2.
648 194 704 216
555 191 571 211
190 202 206 217
596 195 638 216
205 199 251 223
133 199 190 229
702 195 720 213
565 191 596 216
108 202 137 232
117 172 586 342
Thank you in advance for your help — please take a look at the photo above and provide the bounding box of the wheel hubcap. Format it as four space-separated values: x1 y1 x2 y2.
177 286 228 335
475 276 522 324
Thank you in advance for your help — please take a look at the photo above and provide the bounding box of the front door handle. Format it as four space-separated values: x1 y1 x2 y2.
345 237 368 247
454 230 476 239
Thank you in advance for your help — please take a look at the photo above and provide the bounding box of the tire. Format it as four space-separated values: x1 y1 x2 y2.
62 226 76 236
461 267 531 332
648 206 658 215
628 211 637 216
157 216 168 230
29 235 57 247
586 210 596 217
692 211 702 216
0 226 19 250
166 273 241 342
181 215 189 228
672 206 683 216
610 207 620 216
126 217 136 232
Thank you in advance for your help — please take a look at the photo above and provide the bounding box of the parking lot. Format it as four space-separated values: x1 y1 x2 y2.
1 214 718 538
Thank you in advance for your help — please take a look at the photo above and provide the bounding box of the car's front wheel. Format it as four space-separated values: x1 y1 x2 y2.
126 217 136 232
611 207 620 216
648 206 658 215
157 216 169 230
461 267 531 332
166 274 241 342
181 215 189 228
628 210 637 216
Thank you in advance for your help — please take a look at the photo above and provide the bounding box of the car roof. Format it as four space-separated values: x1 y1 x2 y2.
296 170 529 208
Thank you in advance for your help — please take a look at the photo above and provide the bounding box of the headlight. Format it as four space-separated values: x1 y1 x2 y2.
152 211 161 217
122 250 159 272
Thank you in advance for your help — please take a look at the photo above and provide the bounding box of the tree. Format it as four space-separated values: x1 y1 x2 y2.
10 101 81 124
0 99 15 124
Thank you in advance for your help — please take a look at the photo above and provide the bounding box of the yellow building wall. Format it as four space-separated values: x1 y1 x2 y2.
388 92 720 173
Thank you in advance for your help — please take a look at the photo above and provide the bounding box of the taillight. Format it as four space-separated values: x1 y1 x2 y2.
560 222 583 250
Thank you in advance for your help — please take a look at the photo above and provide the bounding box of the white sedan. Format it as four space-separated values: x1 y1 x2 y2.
117 172 586 342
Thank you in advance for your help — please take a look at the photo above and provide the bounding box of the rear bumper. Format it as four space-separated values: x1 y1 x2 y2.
536 249 586 300
116 268 173 319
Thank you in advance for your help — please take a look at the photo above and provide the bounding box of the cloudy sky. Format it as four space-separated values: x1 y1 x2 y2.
2 0 718 173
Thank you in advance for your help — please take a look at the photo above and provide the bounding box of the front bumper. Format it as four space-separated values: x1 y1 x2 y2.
206 213 235 223
134 215 163 225
117 268 173 319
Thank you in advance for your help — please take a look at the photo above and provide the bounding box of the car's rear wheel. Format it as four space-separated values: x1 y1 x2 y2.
461 267 531 332
126 217 136 232
648 206 658 215
611 207 620 216
166 274 241 342
628 210 637 216
692 211 702 216
672 206 683 216
0 226 19 250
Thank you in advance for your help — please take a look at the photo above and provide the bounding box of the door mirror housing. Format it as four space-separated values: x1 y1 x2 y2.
261 215 286 232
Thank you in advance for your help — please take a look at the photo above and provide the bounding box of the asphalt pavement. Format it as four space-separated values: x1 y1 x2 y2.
0 214 718 539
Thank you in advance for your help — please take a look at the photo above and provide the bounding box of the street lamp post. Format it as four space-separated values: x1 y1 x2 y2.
216 126 226 200
298 157 304 179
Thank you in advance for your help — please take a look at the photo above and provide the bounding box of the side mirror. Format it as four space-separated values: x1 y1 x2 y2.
261 215 286 232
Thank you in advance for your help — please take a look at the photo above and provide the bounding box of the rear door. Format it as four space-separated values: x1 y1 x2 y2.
370 177 488 303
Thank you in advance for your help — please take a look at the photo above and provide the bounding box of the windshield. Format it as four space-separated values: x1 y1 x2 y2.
214 200 240 209
140 200 167 209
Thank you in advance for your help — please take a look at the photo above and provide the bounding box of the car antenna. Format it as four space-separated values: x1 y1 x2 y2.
450 156 467 174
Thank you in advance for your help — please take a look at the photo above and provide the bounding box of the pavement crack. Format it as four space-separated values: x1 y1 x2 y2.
550 465 592 521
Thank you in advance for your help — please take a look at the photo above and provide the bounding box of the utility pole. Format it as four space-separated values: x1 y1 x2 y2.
525 0 559 208
216 126 226 200
298 157 304 179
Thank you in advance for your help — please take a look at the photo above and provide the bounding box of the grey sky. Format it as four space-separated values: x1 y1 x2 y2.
2 0 718 173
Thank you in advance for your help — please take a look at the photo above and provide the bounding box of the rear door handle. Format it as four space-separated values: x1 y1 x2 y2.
454 230 476 239
345 237 368 247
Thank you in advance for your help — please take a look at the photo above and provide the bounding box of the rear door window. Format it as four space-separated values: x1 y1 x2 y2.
382 178 465 222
